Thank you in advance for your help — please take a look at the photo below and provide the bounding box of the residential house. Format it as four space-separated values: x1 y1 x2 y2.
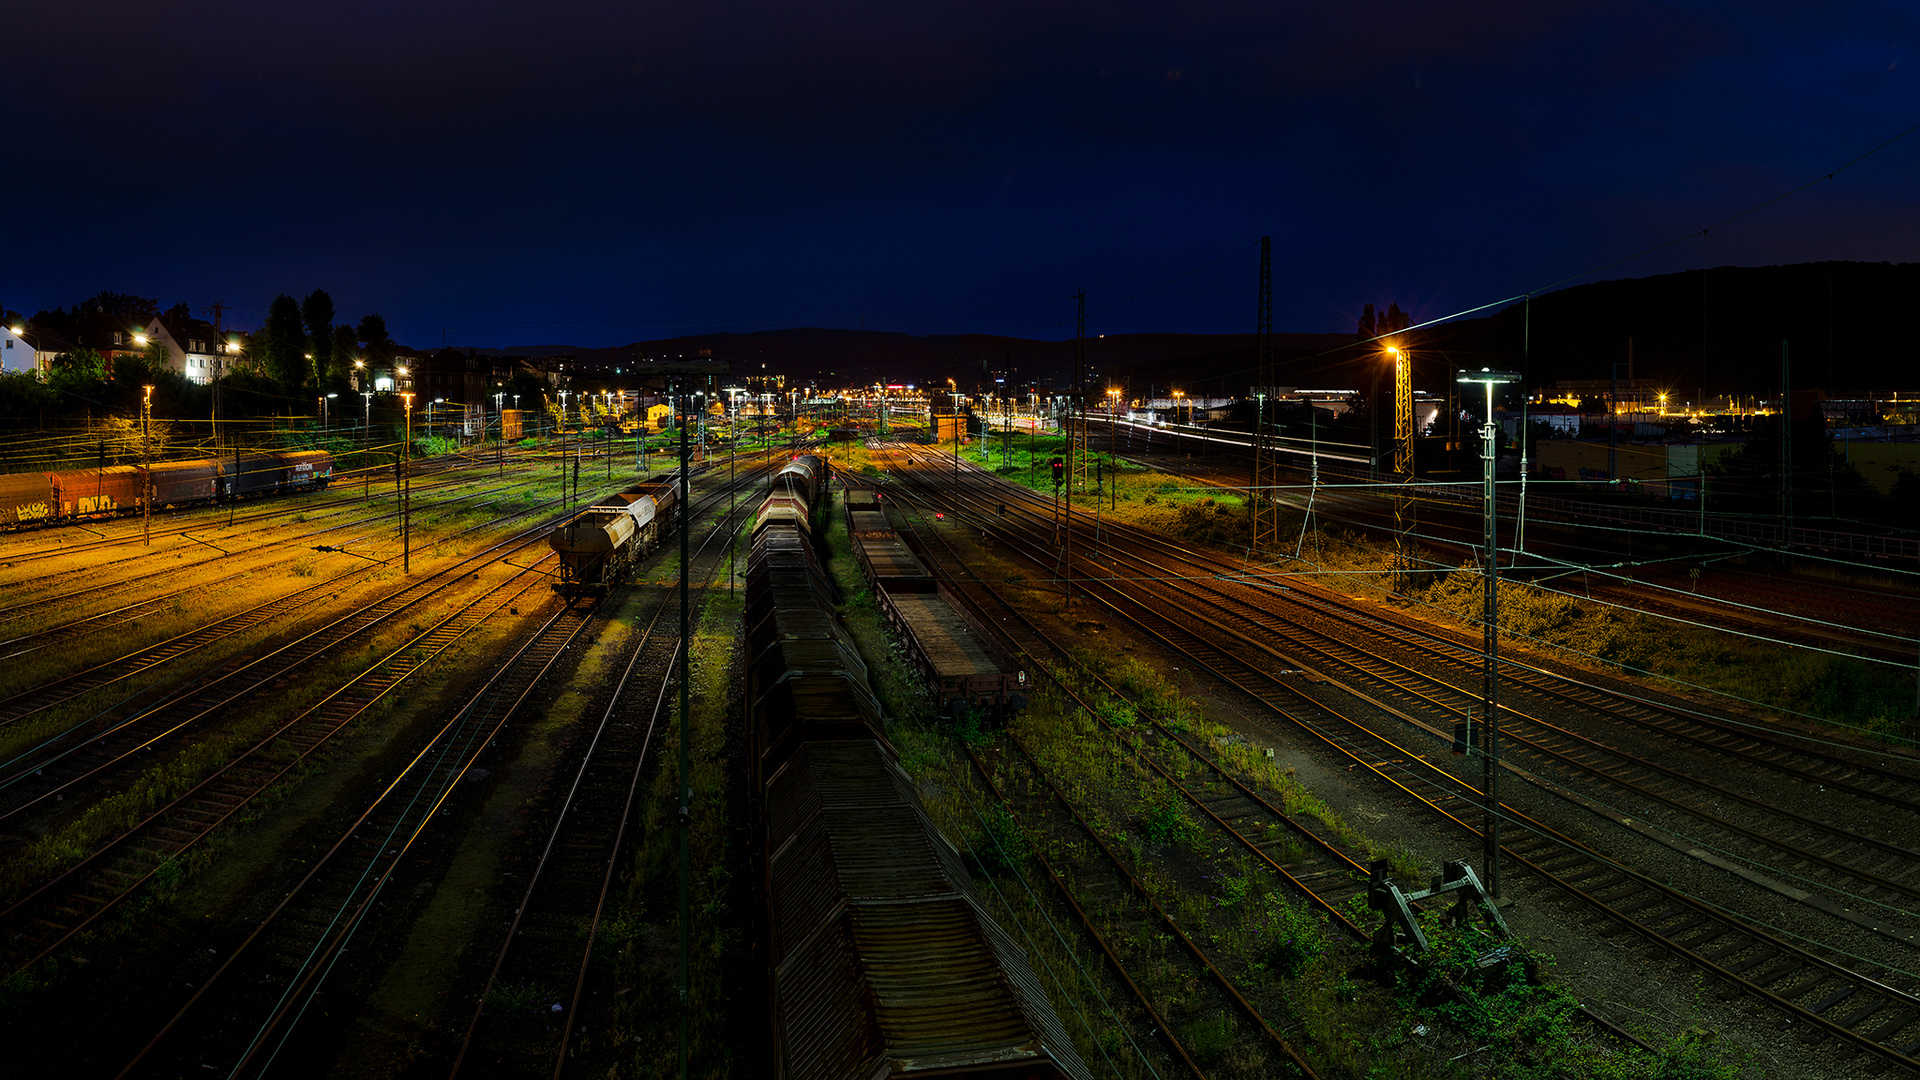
141 314 234 384
3 324 70 373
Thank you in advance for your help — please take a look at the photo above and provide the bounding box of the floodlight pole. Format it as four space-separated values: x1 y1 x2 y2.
1458 368 1518 901
401 392 414 574
141 385 154 546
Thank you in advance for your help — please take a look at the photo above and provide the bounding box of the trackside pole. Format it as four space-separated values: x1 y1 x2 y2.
678 400 691 1079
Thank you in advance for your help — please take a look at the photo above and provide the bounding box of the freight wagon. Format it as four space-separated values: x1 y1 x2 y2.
0 450 335 529
845 486 1029 720
546 478 678 593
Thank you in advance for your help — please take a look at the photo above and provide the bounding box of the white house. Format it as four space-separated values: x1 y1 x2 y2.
3 324 74 374
142 315 234 384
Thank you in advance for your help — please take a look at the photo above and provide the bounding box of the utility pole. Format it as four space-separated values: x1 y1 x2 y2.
1608 350 1624 491
1062 290 1086 603
400 392 413 573
141 385 154 546
1780 340 1792 546
1389 344 1415 593
1251 236 1280 550
1458 368 1519 902
677 396 692 1080
205 300 226 458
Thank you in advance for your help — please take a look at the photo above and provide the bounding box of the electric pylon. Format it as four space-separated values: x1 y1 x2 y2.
1060 289 1087 600
1250 236 1280 551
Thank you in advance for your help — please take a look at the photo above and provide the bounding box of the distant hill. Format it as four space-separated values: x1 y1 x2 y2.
1107 262 1920 402
468 329 1349 390
1427 261 1920 399
467 261 1920 399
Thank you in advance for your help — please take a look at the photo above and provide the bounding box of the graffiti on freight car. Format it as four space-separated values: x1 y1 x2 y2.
75 495 119 514
12 502 51 521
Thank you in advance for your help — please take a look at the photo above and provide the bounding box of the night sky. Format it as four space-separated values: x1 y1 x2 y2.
4 3 1914 351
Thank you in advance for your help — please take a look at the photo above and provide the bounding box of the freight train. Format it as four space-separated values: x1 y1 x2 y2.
545 477 679 593
745 454 1088 1080
0 450 333 527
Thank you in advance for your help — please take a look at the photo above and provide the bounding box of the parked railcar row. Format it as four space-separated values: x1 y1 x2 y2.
845 487 1028 720
745 455 1089 1080
544 475 679 593
0 450 333 527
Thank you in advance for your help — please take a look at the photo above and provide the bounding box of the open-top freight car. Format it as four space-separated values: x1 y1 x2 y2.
845 487 1028 720
546 477 678 593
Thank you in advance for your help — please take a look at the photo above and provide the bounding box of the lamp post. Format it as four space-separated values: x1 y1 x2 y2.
1456 367 1520 901
141 385 154 546
495 390 507 475
948 378 960 484
1107 388 1120 509
321 392 337 439
400 391 414 574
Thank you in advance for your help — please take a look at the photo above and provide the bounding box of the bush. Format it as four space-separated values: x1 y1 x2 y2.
1138 793 1203 848
969 802 1028 876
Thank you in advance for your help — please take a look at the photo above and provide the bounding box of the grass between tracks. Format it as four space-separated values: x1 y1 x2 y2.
917 655 1741 1080
1294 529 1917 747
602 551 750 1078
820 471 1741 1079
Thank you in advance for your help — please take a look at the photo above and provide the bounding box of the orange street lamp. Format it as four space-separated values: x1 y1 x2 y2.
141 385 154 546
400 391 414 573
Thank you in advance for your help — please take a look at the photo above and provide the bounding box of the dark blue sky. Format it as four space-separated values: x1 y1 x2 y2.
4 2 1914 350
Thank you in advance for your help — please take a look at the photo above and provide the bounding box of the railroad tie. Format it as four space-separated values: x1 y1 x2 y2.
1701 937 1757 964
1727 948 1780 976
1833 997 1890 1030
1801 985 1857 1016
1860 1007 1916 1044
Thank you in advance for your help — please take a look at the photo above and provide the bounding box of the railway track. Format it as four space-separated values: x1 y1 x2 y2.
878 444 1920 1074
968 734 1319 1079
0 465 575 644
117 596 608 1079
0 447 775 1077
0 547 564 979
0 470 616 730
892 476 1663 1063
1091 424 1920 665
0 448 514 567
449 460 769 1078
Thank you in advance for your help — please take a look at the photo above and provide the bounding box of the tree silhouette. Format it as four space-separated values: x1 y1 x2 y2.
301 289 335 384
357 313 394 366
260 294 309 386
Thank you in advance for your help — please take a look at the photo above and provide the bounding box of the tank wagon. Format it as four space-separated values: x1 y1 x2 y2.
746 461 1088 1080
0 450 333 527
546 477 678 593
845 488 1028 720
